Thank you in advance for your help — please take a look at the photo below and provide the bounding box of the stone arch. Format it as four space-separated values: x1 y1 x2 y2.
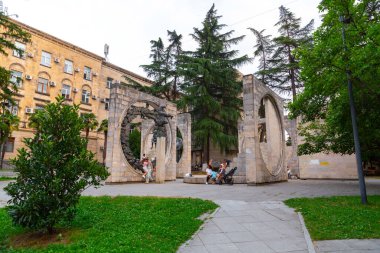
81 84 92 93
61 78 73 85
106 85 177 183
37 71 51 80
235 74 287 185
176 113 191 178
257 93 285 177
9 63 25 72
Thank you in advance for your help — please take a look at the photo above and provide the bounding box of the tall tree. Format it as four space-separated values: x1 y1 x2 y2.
0 13 30 169
247 28 273 85
268 6 314 98
0 110 19 168
166 30 183 100
178 4 249 163
81 113 98 141
289 0 380 165
130 31 183 101
97 119 108 164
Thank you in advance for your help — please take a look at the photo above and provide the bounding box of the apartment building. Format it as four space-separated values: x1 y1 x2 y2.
0 19 152 162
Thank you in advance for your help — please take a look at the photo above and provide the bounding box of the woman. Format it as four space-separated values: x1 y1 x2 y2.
141 154 149 179
145 158 154 183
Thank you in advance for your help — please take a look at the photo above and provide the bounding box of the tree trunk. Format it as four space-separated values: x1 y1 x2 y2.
0 143 3 170
47 225 54 235
204 134 210 164
85 129 89 140
1 141 6 169
103 130 107 165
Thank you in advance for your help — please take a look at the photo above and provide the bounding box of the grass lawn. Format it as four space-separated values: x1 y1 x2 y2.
285 195 380 241
0 196 217 252
0 177 15 181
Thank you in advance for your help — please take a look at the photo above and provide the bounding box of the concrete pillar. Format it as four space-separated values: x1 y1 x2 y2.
155 137 166 183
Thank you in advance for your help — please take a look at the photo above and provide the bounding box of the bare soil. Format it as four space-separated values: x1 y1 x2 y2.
9 228 81 249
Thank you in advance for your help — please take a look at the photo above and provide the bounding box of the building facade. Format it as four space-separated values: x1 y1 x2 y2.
0 19 152 162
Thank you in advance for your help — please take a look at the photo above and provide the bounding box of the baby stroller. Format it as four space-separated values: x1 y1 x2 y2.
219 167 237 185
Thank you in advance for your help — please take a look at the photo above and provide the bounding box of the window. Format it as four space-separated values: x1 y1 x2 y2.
64 60 73 74
35 105 45 111
105 98 110 110
13 42 26 58
106 77 113 89
10 70 23 88
41 51 51 67
5 100 19 116
4 138 15 153
84 67 92 80
62 84 71 99
82 89 90 104
37 77 49 94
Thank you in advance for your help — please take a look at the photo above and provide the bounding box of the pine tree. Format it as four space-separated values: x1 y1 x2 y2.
166 30 182 100
178 4 249 163
128 31 183 101
247 28 273 85
269 5 314 99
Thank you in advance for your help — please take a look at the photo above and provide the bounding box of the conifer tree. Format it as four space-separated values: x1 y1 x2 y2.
178 4 249 162
269 5 314 99
247 28 273 85
128 31 183 101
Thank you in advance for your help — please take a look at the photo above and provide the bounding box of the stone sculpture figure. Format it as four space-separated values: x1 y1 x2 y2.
120 105 172 172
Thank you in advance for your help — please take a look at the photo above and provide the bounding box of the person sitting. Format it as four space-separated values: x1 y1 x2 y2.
217 163 226 184
205 167 212 184
210 170 218 184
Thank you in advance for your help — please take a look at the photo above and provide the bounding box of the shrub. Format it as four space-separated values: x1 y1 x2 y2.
4 97 109 233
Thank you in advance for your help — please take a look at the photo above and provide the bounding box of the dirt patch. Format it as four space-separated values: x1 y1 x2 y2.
9 228 81 249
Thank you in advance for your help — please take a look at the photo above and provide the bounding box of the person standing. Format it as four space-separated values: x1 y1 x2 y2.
145 158 154 183
141 154 149 179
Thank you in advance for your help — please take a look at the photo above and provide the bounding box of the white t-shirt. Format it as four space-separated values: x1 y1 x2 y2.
206 168 212 175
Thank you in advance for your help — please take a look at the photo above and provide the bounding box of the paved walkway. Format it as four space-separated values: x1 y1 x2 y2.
178 200 310 253
1 179 380 253
315 239 380 253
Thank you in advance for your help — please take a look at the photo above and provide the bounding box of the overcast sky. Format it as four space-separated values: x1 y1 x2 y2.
5 0 322 78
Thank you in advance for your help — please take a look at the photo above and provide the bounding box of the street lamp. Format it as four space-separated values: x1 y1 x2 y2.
339 15 367 204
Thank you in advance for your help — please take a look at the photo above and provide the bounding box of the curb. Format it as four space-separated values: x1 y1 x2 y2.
298 212 316 253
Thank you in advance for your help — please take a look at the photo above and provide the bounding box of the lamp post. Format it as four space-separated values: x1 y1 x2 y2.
339 15 367 204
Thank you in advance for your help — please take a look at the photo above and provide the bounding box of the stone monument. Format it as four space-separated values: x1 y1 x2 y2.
234 74 287 184
105 84 178 183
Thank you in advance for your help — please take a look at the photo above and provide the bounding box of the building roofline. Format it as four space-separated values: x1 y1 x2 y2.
10 18 153 84
102 62 153 84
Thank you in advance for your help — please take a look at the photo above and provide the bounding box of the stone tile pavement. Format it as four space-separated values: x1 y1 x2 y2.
315 239 380 253
178 200 310 253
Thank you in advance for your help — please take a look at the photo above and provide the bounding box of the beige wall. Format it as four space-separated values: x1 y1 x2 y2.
299 153 358 179
0 20 152 162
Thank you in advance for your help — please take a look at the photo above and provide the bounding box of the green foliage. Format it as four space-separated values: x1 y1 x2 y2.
285 195 380 240
129 128 141 158
80 113 98 140
0 14 30 168
249 6 314 99
178 4 249 161
97 119 108 164
0 196 218 252
0 13 30 56
0 176 15 181
0 110 19 167
128 30 183 101
289 0 380 163
247 28 273 84
4 97 109 233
